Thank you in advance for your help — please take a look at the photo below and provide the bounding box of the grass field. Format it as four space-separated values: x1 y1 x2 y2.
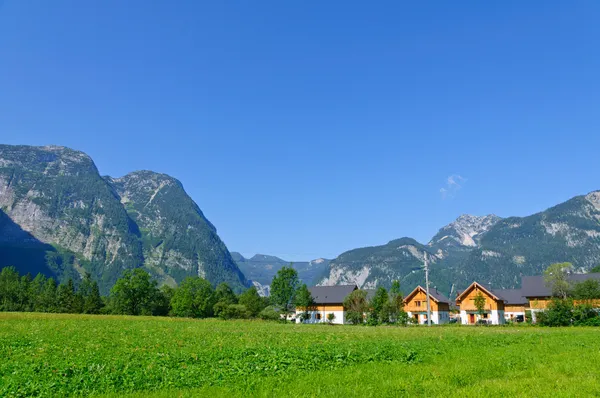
2 313 600 397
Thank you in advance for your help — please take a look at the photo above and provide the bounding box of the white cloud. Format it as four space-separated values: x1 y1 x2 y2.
440 174 466 199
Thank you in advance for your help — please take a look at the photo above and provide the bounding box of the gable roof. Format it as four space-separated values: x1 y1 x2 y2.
404 285 450 304
308 285 357 304
492 289 528 305
521 273 600 298
456 281 504 302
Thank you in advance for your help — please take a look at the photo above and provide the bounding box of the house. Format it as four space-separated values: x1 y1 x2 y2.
295 285 357 325
493 288 528 322
403 286 451 324
522 273 600 322
456 282 506 325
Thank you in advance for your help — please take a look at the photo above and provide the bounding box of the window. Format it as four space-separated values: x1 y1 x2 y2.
316 313 322 320
482 313 488 319
415 301 421 307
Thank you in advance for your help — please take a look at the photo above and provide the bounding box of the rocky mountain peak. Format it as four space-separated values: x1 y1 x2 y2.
430 214 501 248
113 171 182 189
586 191 600 210
0 144 97 177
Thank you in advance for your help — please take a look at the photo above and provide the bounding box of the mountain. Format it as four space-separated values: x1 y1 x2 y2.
0 145 248 293
107 171 247 291
232 252 330 294
317 193 600 297
429 214 501 254
316 237 452 293
451 192 600 289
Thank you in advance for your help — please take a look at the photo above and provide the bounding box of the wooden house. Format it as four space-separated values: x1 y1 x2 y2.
295 285 357 324
493 288 528 322
456 282 506 325
403 286 451 324
522 273 600 322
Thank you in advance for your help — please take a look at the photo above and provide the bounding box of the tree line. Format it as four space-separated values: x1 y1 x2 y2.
0 264 319 321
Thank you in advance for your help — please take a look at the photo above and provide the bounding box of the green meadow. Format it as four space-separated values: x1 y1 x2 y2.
2 313 600 397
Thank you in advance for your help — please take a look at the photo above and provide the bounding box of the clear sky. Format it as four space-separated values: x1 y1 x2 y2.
1 1 600 261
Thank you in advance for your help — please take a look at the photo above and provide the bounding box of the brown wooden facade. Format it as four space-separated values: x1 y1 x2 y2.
404 287 450 312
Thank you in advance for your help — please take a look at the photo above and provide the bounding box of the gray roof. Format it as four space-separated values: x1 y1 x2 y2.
492 289 527 305
309 285 357 304
521 273 600 298
429 288 451 304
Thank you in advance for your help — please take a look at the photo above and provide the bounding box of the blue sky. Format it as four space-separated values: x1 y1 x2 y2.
1 1 600 261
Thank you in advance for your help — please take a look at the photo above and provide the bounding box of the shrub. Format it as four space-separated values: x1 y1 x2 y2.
345 311 364 325
219 304 250 320
366 312 380 326
572 303 600 326
537 299 573 327
258 306 281 321
396 310 410 326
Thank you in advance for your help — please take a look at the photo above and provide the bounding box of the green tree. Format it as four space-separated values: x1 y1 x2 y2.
79 273 104 314
544 262 573 299
270 266 300 313
72 289 85 314
213 282 238 317
238 286 265 317
109 269 160 315
57 279 76 313
17 274 32 311
215 283 237 305
171 277 216 318
572 279 600 300
473 292 486 320
40 278 58 313
388 280 405 324
154 285 174 316
294 284 315 322
343 289 368 325
589 265 600 273
370 287 390 324
30 274 48 312
0 266 20 311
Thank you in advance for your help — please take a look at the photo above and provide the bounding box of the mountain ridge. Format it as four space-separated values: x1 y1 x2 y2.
317 190 600 296
0 144 248 293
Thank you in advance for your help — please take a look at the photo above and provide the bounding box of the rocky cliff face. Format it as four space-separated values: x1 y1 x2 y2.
0 145 142 288
429 214 501 254
317 237 451 292
0 145 247 293
108 171 247 291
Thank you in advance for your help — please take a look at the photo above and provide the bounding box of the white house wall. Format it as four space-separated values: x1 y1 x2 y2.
296 310 345 325
407 310 450 325
460 310 505 325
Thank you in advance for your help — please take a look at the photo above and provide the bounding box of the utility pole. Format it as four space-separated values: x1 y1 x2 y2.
424 252 432 326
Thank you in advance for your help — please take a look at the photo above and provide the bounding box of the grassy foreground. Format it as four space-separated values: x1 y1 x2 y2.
2 313 600 397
